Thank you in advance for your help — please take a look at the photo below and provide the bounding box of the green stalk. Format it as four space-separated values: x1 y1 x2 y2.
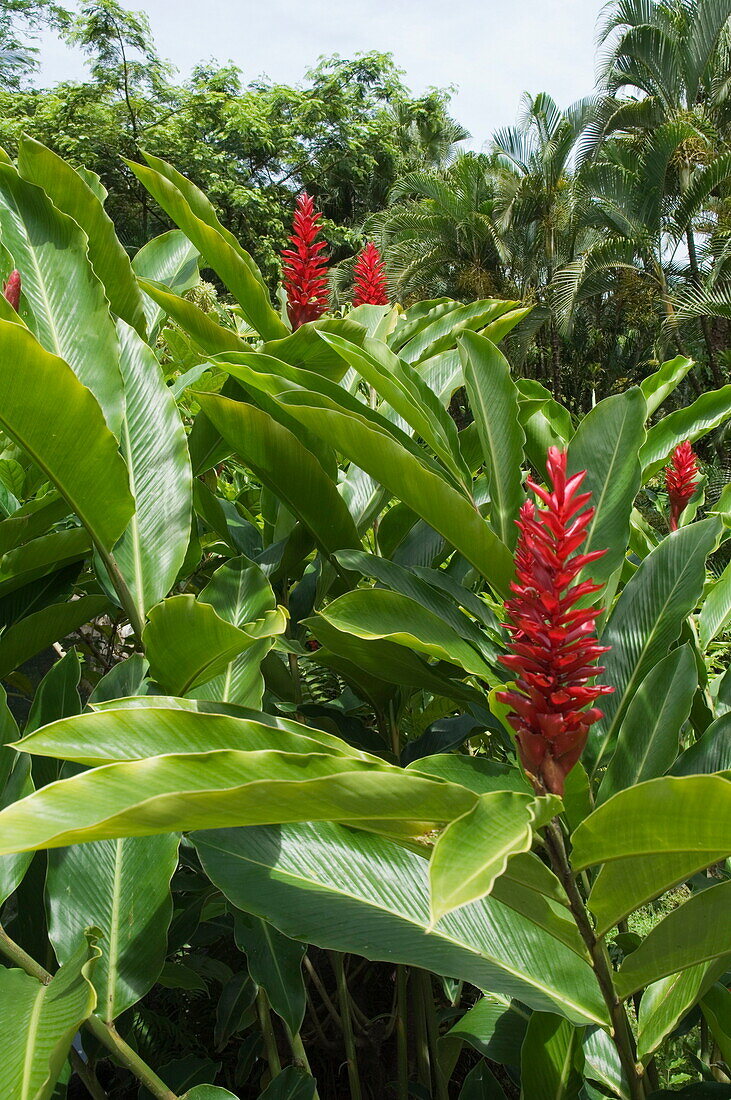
0 922 178 1099
417 970 449 1100
331 952 363 1100
256 988 282 1079
396 966 409 1100
69 1049 109 1100
411 967 431 1091
285 1026 321 1100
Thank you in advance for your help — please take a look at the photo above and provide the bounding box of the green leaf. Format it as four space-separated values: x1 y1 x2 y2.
142 594 286 696
0 161 124 435
441 994 529 1065
460 331 525 548
194 822 608 1024
183 1089 240 1100
615 882 731 998
671 714 731 776
0 932 100 1100
586 518 720 776
214 970 257 1049
46 834 179 1021
640 385 731 480
314 588 495 679
128 154 287 341
276 392 515 598
596 644 697 803
567 389 646 586
18 136 147 339
459 1062 508 1098
12 702 373 766
0 756 33 905
190 556 278 706
640 356 694 417
132 229 200 340
258 1067 316 1100
0 320 134 552
197 394 361 560
429 791 537 923
0 595 109 679
233 910 306 1034
519 1012 584 1100
137 278 247 354
111 322 192 620
0 528 90 596
701 982 731 1068
637 959 729 1060
698 558 731 650
0 750 481 853
570 775 731 934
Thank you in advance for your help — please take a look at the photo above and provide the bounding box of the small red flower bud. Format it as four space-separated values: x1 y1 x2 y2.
352 242 388 307
282 193 329 330
2 270 21 312
496 447 614 796
665 441 700 531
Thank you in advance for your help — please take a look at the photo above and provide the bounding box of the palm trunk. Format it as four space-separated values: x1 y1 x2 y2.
686 227 722 388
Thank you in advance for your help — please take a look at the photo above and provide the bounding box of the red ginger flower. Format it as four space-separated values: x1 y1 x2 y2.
352 242 388 306
2 270 20 312
665 440 700 532
496 447 614 796
282 192 329 330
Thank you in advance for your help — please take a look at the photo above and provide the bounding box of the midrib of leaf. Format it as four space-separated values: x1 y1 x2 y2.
466 363 515 546
105 837 124 1022
20 982 47 1100
197 835 607 1025
120 416 144 625
5 185 65 361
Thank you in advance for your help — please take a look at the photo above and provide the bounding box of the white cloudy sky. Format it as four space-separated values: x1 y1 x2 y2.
37 0 606 147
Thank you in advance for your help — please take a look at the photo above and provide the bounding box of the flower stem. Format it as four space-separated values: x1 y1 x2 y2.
543 822 647 1100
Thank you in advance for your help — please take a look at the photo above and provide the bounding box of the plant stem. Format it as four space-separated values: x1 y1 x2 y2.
286 1026 321 1099
543 822 647 1100
69 1049 109 1100
411 965 431 1091
256 988 282 1079
0 923 178 1099
305 954 343 1029
417 970 449 1100
396 966 409 1100
94 540 145 643
331 952 363 1100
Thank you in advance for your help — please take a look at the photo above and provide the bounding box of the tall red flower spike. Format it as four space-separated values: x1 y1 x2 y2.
496 447 614 796
352 242 388 306
282 192 329 330
2 270 20 312
665 440 700 531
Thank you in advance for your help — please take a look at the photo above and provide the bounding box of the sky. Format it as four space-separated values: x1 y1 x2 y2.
37 0 605 148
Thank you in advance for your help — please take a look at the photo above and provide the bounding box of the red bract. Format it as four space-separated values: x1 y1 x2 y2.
496 447 614 796
282 192 329 330
2 270 20 312
665 440 700 531
352 242 388 306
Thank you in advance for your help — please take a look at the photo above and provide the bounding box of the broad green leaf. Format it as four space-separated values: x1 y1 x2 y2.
314 588 494 679
26 649 82 737
398 300 520 364
137 278 247 354
142 594 286 696
596 644 697 803
128 154 287 340
233 910 306 1034
0 595 109 679
571 776 731 934
586 518 720 775
698 558 731 650
194 821 608 1024
132 228 200 340
671 714 731 776
12 704 374 765
641 385 731 480
0 756 33 905
18 136 147 338
0 161 123 435
441 994 529 1065
519 1012 584 1100
214 970 256 1049
567 389 646 586
0 528 90 596
460 331 525 548
111 322 192 620
263 317 364 377
258 1067 316 1100
197 394 361 560
460 1062 508 1098
637 959 729 1060
47 834 179 1021
615 882 731 998
0 493 70 557
429 791 536 923
320 331 471 489
0 750 481 853
640 356 694 417
0 932 99 1100
583 1027 630 1099
276 392 515 598
183 1088 239 1100
701 982 731 1068
190 556 278 706
0 320 134 552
